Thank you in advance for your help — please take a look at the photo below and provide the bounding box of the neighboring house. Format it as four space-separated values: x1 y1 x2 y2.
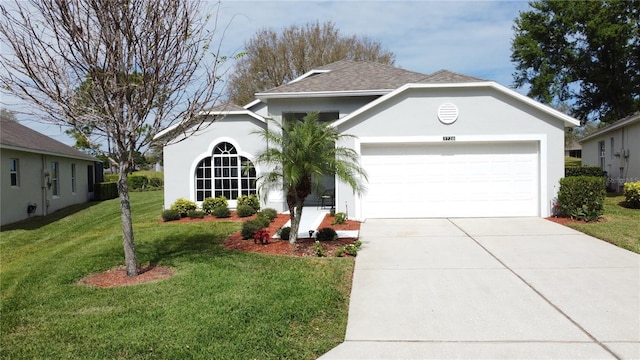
565 141 582 158
159 60 580 219
1 117 100 226
580 112 640 192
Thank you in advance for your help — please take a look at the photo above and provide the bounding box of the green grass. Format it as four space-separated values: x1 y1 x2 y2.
1 191 354 359
565 156 582 167
565 195 640 253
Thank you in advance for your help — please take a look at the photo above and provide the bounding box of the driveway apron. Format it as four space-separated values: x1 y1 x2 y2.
320 218 640 359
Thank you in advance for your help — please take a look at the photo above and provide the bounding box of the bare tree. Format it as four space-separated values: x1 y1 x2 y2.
226 21 395 106
0 0 228 276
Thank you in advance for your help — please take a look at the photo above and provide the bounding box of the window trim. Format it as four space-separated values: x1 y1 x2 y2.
51 161 60 197
71 163 77 194
194 142 257 201
9 158 19 187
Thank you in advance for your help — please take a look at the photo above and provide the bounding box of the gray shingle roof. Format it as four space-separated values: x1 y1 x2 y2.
0 117 97 161
257 61 487 96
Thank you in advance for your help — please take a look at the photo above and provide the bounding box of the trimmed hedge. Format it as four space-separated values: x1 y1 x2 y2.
161 209 181 221
316 227 338 241
202 196 228 215
103 174 119 182
170 198 197 218
557 176 606 221
236 204 256 217
565 166 606 177
237 194 260 212
128 175 149 190
624 181 640 208
96 182 118 200
241 219 265 240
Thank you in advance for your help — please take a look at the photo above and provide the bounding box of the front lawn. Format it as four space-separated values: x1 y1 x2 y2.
564 195 640 253
0 191 353 359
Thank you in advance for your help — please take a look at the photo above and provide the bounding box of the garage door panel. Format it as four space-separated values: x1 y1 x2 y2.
361 142 539 218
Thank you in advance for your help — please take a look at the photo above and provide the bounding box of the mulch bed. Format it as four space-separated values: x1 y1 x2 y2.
79 211 361 287
545 216 605 225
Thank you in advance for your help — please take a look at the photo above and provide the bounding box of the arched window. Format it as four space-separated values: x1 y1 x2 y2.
195 142 257 201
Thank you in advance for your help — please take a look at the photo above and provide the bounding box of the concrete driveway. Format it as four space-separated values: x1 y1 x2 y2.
320 218 640 359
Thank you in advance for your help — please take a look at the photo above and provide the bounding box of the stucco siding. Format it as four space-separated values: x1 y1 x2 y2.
266 96 378 123
1 149 92 226
335 87 566 218
581 121 640 190
163 115 267 209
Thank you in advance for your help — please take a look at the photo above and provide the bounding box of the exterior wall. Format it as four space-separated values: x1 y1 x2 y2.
335 87 566 219
265 96 379 124
581 122 640 191
163 115 270 209
1 148 93 226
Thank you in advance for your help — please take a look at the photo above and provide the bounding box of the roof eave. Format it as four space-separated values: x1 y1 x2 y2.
255 89 391 101
0 143 98 162
153 110 265 141
579 113 640 143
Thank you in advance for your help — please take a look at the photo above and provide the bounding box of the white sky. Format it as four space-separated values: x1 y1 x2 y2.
2 0 532 145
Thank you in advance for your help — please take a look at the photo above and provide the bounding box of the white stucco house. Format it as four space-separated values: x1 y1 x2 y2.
1 117 100 226
580 112 640 192
158 60 580 219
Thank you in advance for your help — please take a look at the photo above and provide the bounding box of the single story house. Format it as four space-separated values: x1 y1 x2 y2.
159 60 579 219
1 117 100 226
580 112 640 192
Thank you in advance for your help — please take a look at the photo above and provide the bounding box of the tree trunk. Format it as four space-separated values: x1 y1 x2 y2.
288 199 305 244
118 166 138 276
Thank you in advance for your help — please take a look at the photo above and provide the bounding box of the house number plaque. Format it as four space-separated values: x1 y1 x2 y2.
443 136 456 141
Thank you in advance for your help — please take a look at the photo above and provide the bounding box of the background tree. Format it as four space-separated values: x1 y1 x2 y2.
226 21 395 106
511 0 639 124
254 113 367 244
0 0 227 276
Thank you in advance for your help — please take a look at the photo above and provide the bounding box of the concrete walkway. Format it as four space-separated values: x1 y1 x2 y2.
320 218 640 359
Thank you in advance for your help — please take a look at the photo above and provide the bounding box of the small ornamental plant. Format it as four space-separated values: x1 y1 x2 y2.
331 212 347 225
253 229 270 244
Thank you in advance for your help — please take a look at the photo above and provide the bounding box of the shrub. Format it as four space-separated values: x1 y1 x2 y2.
148 177 163 189
336 240 362 257
161 209 181 221
236 204 256 217
212 205 231 218
242 219 265 240
314 241 326 257
254 213 271 228
331 212 347 225
565 166 606 177
187 210 205 219
315 227 338 241
103 174 119 182
237 194 260 212
96 182 118 200
624 181 640 208
557 176 606 221
202 196 228 214
253 229 270 244
278 226 291 240
170 198 198 218
258 208 278 222
128 175 149 190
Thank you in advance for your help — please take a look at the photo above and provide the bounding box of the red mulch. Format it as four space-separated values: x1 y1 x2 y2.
79 211 361 288
545 216 605 225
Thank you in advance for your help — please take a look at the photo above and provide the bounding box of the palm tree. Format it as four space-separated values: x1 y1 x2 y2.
254 112 367 244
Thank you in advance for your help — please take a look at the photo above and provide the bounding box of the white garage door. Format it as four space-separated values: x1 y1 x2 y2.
361 142 539 218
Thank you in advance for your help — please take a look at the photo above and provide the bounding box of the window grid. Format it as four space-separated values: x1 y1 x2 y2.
71 164 77 193
194 142 257 201
51 162 60 196
9 158 19 186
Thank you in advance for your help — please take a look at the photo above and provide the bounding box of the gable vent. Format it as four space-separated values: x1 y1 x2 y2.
437 103 458 124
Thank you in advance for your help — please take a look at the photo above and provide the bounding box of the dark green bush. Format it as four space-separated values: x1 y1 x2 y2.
557 176 606 221
237 194 260 212
96 182 118 200
624 181 640 208
202 196 228 214
236 204 256 217
148 177 163 188
187 210 205 219
128 175 149 190
242 219 265 240
278 226 291 240
254 214 271 228
565 166 606 177
315 227 338 241
161 209 181 221
170 198 198 218
258 208 278 222
212 205 231 218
